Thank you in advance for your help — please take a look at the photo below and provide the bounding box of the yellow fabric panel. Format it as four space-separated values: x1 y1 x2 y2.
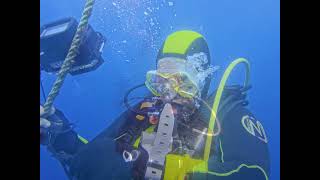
163 31 203 55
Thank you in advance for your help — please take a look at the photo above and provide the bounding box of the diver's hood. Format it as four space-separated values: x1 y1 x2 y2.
155 30 216 99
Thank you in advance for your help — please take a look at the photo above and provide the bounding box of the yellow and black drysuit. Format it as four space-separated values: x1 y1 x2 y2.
40 31 270 180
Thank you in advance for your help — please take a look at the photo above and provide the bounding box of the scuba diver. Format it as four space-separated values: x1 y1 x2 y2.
40 30 270 180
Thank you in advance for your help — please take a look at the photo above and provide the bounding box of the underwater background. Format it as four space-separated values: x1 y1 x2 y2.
40 0 280 179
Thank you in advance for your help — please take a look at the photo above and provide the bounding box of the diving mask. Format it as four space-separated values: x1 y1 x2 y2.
145 70 199 99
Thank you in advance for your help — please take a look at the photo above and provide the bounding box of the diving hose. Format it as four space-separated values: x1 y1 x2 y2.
123 83 152 115
203 58 250 162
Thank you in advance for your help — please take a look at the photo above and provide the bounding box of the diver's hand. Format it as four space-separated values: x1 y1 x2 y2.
40 105 55 118
40 105 57 145
40 117 51 128
40 105 55 132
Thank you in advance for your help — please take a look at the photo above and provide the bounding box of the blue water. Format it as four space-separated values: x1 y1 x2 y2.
40 0 280 179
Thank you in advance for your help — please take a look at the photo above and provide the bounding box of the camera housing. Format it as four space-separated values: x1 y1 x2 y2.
40 17 105 75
